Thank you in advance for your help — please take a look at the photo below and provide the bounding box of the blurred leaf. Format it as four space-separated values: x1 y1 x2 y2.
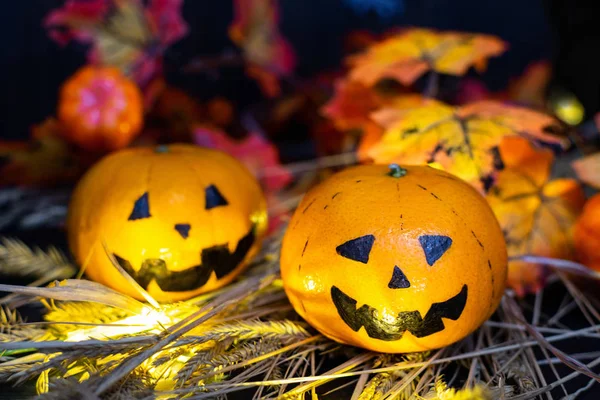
487 137 585 296
193 128 291 192
322 80 443 159
454 78 492 105
0 119 83 187
343 30 378 54
507 61 552 109
44 0 107 45
368 100 565 191
321 80 384 131
348 28 506 86
229 0 295 97
146 85 204 143
572 152 600 188
45 0 188 86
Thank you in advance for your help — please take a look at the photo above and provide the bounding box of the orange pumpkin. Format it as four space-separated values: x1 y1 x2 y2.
281 164 507 353
574 194 600 271
58 66 143 151
67 144 268 302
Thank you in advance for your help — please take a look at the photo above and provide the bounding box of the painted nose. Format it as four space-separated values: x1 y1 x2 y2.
388 266 410 289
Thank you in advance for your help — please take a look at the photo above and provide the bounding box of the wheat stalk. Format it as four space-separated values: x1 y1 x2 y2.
0 229 599 399
0 238 76 279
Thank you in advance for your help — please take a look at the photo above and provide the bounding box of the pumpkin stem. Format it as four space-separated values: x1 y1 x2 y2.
387 164 407 178
155 145 169 153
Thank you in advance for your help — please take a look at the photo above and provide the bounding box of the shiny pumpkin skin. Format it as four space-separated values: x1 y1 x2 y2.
281 164 507 353
67 144 268 302
58 66 143 151
574 194 600 271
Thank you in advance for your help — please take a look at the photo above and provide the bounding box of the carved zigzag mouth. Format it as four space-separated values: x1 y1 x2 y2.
330 284 468 341
113 225 255 292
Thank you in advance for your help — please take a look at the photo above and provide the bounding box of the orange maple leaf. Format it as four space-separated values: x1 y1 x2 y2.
486 137 585 296
321 80 443 160
321 80 383 131
348 28 507 86
507 61 552 108
368 100 566 191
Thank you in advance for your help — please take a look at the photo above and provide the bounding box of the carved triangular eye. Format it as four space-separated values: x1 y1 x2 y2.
205 185 228 210
419 235 452 266
388 266 410 289
336 235 375 264
128 192 151 220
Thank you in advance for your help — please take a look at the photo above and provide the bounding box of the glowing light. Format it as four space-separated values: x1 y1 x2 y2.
250 210 268 233
380 308 397 325
147 352 192 390
550 93 585 126
65 307 173 342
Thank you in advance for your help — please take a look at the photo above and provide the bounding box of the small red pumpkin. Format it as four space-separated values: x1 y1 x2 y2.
58 66 143 151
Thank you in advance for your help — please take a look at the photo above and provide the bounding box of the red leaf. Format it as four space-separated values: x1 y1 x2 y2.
321 80 382 131
146 0 188 47
45 0 188 86
192 127 291 193
44 0 108 45
229 0 295 97
507 61 552 108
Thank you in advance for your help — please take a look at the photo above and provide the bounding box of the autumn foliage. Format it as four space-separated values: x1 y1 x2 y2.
229 0 296 97
45 0 189 86
0 119 83 187
486 137 585 295
574 195 600 272
367 100 565 191
3 5 597 300
348 28 507 86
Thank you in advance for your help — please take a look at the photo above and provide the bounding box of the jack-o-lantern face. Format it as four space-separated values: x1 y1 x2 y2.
67 144 268 302
281 164 507 353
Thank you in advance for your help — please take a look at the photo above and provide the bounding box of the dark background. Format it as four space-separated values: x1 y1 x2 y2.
1 0 586 142
1 2 600 398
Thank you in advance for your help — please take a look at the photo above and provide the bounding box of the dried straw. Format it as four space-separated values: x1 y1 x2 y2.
0 231 599 399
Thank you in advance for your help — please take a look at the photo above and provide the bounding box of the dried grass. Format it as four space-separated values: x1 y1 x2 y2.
0 227 599 399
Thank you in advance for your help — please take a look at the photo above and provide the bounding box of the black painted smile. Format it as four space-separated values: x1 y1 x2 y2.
113 225 255 292
330 284 468 341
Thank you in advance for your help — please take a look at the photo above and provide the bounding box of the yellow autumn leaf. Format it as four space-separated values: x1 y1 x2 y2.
487 137 585 296
367 100 566 191
348 28 507 86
